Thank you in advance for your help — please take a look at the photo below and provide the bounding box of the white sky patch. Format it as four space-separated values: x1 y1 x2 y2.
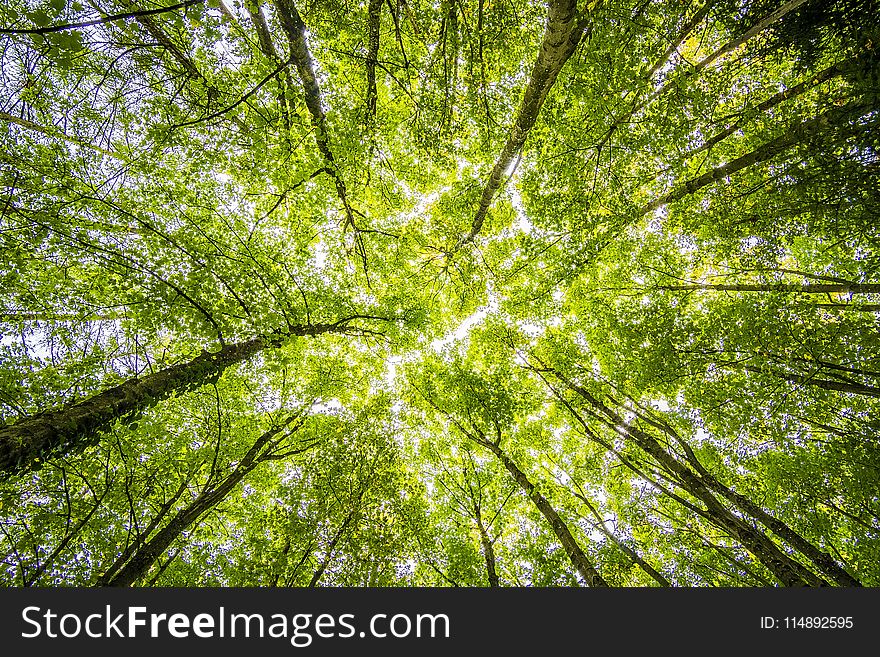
311 399 342 413
651 398 671 412
211 33 244 67
692 426 710 444
384 355 402 387
518 321 544 338
430 309 486 351
648 206 666 233
509 181 533 234
311 236 328 271
1 326 60 361
676 233 698 254
430 292 499 352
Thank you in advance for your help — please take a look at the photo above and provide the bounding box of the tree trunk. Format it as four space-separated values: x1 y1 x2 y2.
99 413 312 586
596 0 809 157
481 440 609 587
365 0 382 123
693 52 865 155
742 365 880 399
243 0 295 134
659 282 880 294
0 321 357 476
553 371 829 586
572 489 672 586
705 478 862 587
116 0 250 132
272 0 358 231
475 513 500 587
639 98 873 216
309 506 358 587
457 0 587 248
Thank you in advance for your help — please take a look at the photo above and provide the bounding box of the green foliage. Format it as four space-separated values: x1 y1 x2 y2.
1 0 878 587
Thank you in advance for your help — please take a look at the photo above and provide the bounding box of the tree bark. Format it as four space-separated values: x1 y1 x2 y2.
481 440 608 587
272 0 358 231
99 412 313 586
596 0 809 158
457 0 587 248
572 489 672 586
742 365 880 399
0 320 363 476
365 0 383 123
309 505 358 587
549 369 829 586
244 0 295 134
659 282 880 294
704 476 862 587
116 0 251 132
692 52 865 155
639 98 873 216
475 512 500 587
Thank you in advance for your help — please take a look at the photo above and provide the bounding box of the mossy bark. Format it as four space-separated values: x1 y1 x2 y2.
483 440 609 587
459 0 587 248
0 323 342 476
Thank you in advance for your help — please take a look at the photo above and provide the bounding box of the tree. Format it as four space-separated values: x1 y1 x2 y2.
1 0 878 587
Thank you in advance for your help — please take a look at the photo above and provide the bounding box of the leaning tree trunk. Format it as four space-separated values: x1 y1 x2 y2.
457 0 587 249
573 490 672 586
544 367 832 586
0 321 356 476
639 97 873 216
309 505 359 587
659 282 880 294
99 414 313 586
740 365 880 400
480 439 609 587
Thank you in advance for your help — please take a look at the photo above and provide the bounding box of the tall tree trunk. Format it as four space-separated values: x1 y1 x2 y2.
243 0 295 134
99 413 314 586
741 365 880 399
365 0 383 123
272 0 358 231
481 439 609 587
457 0 587 249
672 0 810 83
572 489 672 586
658 282 880 294
95 478 190 587
639 97 873 216
475 512 500 587
703 476 862 587
544 367 830 586
692 52 866 155
116 0 250 132
0 319 364 476
309 506 358 587
596 0 809 156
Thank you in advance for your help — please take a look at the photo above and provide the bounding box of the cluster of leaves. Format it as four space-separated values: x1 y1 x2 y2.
0 0 878 587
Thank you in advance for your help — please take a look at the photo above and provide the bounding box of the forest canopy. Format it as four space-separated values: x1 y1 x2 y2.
0 0 878 587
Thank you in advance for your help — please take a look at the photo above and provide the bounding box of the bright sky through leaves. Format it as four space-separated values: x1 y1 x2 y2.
0 0 878 587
